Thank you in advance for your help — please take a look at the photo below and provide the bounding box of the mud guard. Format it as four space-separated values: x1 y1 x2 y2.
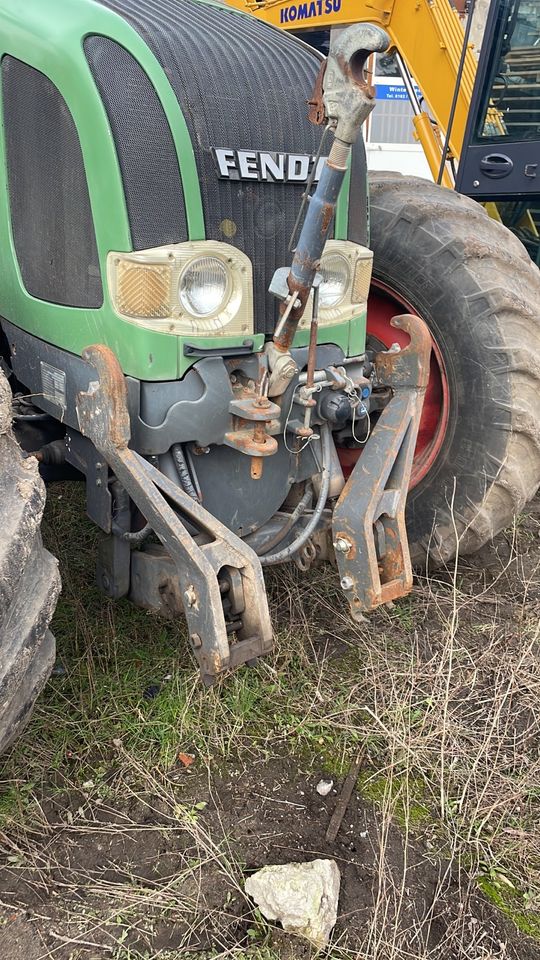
332 314 431 619
76 344 273 685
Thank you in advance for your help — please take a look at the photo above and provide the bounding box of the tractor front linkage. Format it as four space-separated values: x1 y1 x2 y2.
76 310 430 683
75 23 431 683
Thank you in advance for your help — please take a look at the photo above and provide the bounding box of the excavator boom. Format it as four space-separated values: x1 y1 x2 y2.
224 0 480 183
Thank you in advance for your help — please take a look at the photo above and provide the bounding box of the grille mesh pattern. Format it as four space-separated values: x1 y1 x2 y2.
96 0 323 333
85 36 188 250
2 57 102 308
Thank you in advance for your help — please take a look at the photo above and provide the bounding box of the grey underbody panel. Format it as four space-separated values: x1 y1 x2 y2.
2 323 342 532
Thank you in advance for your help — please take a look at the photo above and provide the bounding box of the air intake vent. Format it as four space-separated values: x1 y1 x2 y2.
85 36 188 251
2 56 102 308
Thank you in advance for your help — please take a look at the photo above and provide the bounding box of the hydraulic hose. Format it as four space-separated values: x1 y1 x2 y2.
117 523 152 546
260 424 332 567
171 443 199 501
255 482 313 557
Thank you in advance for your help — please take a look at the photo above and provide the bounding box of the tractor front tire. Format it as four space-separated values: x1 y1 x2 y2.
0 368 60 754
368 172 540 564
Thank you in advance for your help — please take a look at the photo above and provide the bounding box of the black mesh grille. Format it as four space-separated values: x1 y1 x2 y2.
2 56 102 308
85 36 188 250
95 0 323 334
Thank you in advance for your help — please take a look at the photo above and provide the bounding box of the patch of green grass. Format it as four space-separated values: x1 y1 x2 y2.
477 876 540 940
357 770 431 828
0 780 35 824
387 596 415 633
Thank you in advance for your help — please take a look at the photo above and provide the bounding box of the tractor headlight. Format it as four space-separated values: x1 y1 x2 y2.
298 240 374 330
107 241 253 336
319 253 351 307
178 257 230 318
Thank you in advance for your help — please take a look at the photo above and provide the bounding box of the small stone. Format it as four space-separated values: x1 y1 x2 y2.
316 778 334 797
245 859 340 948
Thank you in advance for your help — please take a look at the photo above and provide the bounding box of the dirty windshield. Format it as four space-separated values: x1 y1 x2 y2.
477 0 540 140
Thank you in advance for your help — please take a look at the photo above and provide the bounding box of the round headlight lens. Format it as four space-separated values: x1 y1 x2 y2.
319 254 350 307
178 257 229 317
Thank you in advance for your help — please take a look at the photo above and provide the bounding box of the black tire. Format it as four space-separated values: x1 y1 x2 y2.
0 369 61 755
368 172 540 563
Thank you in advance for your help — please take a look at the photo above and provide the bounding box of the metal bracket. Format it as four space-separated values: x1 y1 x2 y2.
332 314 431 618
75 344 273 683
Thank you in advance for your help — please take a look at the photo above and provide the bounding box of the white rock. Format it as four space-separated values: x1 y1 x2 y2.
316 778 334 797
245 859 340 948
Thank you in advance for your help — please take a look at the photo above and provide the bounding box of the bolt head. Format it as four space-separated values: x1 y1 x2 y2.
334 537 352 554
184 585 198 608
341 576 354 591
191 633 202 649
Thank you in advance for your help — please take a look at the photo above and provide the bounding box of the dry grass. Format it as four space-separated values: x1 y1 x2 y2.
0 486 539 958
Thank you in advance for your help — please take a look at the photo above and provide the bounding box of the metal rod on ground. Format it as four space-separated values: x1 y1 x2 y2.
325 749 365 843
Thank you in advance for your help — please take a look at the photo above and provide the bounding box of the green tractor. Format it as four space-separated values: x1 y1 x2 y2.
1 0 539 752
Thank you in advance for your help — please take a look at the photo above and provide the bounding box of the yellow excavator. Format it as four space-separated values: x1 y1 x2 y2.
224 0 540 262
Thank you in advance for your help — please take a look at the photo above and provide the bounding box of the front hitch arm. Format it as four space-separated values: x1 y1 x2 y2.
76 344 273 684
332 313 432 618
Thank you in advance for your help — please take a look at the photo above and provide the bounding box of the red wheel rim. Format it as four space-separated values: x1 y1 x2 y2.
338 280 450 488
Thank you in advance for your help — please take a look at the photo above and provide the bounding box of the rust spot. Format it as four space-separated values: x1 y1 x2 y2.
374 315 431 390
321 202 334 234
307 59 327 125
251 456 263 480
336 50 375 97
79 344 131 450
224 429 277 457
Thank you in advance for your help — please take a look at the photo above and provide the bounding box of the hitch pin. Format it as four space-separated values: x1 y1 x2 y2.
251 369 271 481
303 277 322 433
273 292 300 343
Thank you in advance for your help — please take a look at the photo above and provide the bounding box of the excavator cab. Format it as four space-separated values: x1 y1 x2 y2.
456 0 540 264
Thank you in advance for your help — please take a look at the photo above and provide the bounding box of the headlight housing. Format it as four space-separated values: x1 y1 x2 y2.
107 241 253 336
319 253 351 308
178 257 230 318
298 240 374 330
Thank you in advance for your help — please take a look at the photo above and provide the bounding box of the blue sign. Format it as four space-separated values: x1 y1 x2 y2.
376 83 421 102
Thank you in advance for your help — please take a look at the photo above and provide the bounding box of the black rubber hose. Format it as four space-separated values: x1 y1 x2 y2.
171 443 199 500
260 424 332 567
255 483 313 557
117 523 152 546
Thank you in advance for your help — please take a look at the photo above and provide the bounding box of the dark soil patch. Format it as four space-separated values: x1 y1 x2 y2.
0 756 538 959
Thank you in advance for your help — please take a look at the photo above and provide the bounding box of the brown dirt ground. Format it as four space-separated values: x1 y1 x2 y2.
0 755 538 960
0 500 539 959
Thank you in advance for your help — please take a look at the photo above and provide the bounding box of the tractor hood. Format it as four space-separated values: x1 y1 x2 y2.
89 0 326 335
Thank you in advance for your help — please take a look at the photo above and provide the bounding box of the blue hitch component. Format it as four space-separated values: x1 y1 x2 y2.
271 23 389 353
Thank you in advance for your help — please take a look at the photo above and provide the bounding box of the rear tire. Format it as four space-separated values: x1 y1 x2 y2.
0 368 61 754
368 172 540 563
